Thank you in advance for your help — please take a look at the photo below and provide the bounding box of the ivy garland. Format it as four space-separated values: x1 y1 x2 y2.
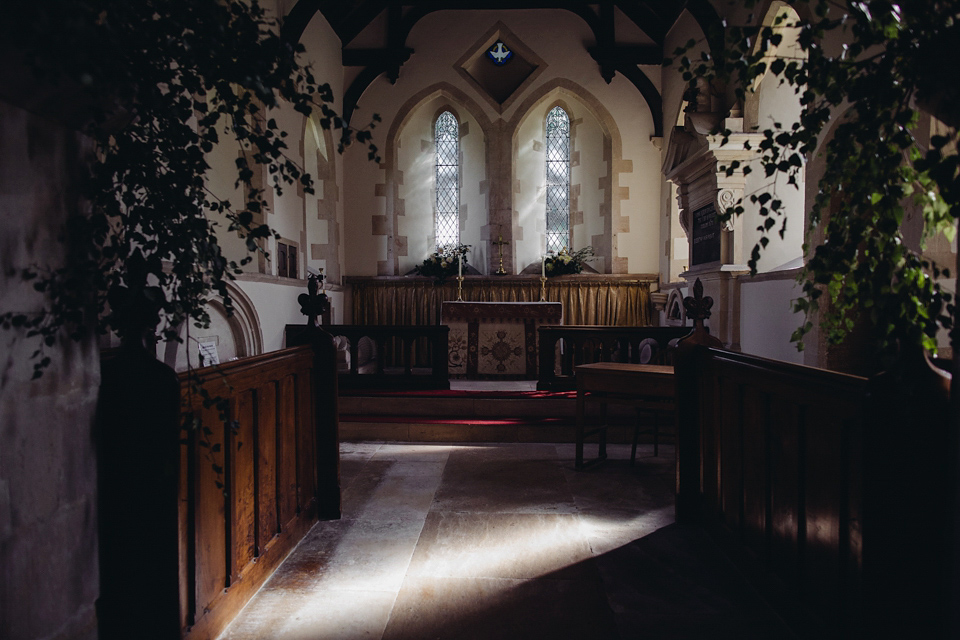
0 0 380 377
668 0 959 366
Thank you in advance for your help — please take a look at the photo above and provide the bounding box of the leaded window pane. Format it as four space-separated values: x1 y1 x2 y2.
435 111 460 249
545 106 570 254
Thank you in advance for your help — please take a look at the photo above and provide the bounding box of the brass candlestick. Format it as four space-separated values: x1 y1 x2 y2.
493 231 509 275
456 275 464 301
539 276 547 301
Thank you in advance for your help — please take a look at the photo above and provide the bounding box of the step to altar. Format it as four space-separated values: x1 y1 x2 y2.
338 414 644 443
338 388 659 444
340 391 576 418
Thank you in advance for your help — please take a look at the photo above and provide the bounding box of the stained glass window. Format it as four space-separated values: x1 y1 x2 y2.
487 40 513 65
435 111 460 250
545 106 570 254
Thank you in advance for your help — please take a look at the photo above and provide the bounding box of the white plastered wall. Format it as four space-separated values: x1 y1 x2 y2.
190 8 347 356
235 278 344 351
736 3 812 361
203 91 256 274
299 11 346 285
615 74 663 275
343 9 662 276
740 275 804 364
741 1 806 274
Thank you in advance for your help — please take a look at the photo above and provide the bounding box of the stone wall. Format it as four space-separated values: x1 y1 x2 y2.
0 100 100 639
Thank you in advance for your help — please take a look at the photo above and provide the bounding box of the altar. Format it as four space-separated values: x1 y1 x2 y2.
442 301 563 379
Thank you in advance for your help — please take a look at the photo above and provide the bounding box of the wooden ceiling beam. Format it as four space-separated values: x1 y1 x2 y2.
588 44 663 67
341 47 414 67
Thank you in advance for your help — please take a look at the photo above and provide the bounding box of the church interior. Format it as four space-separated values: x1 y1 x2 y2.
1 1 957 639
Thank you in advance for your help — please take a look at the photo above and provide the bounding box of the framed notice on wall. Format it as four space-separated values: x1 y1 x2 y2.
691 204 721 266
198 340 220 367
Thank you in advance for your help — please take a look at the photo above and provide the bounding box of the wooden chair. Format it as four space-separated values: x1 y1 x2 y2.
574 362 676 469
574 278 720 469
630 395 675 463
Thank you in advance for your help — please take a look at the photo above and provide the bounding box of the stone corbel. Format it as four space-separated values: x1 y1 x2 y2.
716 188 740 231
678 191 691 235
650 291 668 312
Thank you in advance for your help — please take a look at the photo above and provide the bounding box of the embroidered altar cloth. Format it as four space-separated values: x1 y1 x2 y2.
441 301 563 379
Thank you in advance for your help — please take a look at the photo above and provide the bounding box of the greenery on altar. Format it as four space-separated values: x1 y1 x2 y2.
414 244 471 284
0 0 379 377
544 247 595 276
667 0 958 364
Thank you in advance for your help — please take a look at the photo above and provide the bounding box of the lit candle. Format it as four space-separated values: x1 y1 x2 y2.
541 255 545 278
458 254 462 278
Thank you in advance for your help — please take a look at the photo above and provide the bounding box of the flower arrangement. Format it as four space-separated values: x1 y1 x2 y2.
543 246 595 276
414 243 471 284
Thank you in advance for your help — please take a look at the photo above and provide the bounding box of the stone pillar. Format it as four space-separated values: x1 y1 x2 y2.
0 100 100 640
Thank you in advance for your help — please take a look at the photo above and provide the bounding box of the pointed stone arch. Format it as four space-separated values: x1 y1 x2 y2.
161 281 263 371
378 83 492 275
507 79 628 273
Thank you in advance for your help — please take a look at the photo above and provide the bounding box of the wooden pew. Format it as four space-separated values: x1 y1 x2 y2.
674 345 953 638
177 343 339 640
98 338 339 640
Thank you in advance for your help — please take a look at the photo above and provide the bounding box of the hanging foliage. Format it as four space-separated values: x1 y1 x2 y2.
667 0 959 364
0 0 380 377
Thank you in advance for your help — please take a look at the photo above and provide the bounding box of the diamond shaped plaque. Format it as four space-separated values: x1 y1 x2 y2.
455 22 545 113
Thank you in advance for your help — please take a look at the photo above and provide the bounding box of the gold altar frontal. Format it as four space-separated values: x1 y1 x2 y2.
441 301 563 379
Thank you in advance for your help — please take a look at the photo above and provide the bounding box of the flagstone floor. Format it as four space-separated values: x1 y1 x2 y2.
217 442 793 640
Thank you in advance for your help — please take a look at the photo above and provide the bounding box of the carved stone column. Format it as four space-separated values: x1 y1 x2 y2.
663 116 761 350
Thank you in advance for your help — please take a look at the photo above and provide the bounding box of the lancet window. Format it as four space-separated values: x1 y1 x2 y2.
435 111 460 249
545 106 570 253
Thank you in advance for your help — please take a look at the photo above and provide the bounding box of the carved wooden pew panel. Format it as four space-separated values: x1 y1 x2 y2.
97 340 339 640
675 346 952 638
178 344 338 640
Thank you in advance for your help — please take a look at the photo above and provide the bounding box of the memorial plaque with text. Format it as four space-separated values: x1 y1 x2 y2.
691 204 721 265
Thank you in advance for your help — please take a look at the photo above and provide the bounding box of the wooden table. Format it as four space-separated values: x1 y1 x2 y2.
575 362 675 469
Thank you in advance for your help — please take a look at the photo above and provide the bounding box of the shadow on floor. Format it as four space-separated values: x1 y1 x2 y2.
382 523 796 640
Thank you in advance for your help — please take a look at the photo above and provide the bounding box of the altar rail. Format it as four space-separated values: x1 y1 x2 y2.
674 346 952 638
537 325 692 390
287 323 450 390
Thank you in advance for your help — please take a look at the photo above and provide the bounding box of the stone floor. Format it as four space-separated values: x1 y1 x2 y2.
217 442 794 640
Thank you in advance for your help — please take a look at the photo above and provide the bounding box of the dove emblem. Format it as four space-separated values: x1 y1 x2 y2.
487 40 513 65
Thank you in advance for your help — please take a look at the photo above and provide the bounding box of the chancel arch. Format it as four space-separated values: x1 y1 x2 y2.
380 83 491 276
